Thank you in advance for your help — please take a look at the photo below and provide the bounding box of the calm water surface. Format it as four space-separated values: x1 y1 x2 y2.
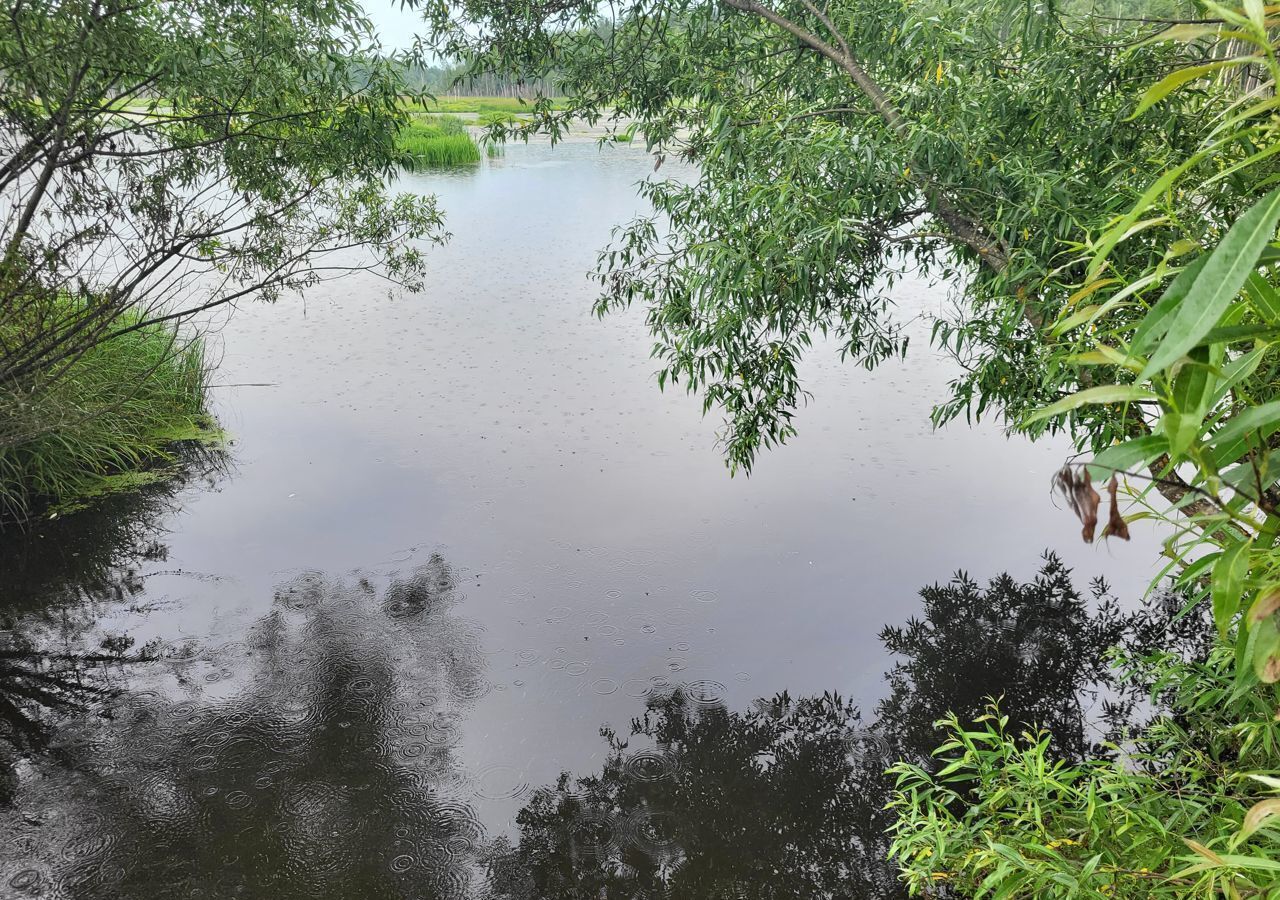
0 140 1166 898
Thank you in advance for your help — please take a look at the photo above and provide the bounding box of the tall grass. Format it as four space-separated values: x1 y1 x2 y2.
0 304 213 523
397 116 481 167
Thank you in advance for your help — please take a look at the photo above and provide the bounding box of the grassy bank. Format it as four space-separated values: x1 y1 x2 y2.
397 115 482 167
403 96 568 117
0 306 217 523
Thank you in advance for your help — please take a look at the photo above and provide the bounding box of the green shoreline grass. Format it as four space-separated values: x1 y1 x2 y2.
401 96 569 117
396 115 482 167
0 304 219 524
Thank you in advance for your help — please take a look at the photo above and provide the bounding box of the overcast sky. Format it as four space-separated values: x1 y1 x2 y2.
361 1 424 52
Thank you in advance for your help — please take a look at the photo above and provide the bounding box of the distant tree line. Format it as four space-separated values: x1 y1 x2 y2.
397 62 560 98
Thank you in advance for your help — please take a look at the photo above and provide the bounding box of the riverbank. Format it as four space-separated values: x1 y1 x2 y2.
0 305 220 524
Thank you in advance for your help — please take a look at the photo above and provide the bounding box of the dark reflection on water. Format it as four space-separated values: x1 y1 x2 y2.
480 554 1211 900
3 557 488 898
0 538 1208 898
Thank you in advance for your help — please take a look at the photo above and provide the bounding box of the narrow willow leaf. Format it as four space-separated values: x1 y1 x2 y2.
1141 189 1280 380
1166 348 1214 457
1132 59 1254 118
1066 278 1119 306
1245 0 1266 30
1222 448 1280 495
1130 255 1209 356
1211 852 1280 872
1022 386 1156 427
1212 538 1251 637
1137 23 1221 45
1087 435 1169 480
1210 344 1269 407
1052 304 1101 337
1245 270 1280 323
1089 153 1207 280
1247 774 1280 791
1195 322 1280 345
1183 838 1227 865
1209 400 1280 466
1242 799 1280 838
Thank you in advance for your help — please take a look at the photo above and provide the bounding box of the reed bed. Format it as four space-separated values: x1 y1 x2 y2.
397 116 481 167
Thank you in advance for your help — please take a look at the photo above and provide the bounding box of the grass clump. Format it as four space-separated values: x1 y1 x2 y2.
0 302 216 524
397 116 481 167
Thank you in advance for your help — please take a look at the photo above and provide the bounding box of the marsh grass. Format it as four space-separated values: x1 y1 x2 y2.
397 116 481 167
400 96 567 116
0 303 216 524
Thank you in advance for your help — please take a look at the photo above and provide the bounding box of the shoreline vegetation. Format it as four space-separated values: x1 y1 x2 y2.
399 95 569 117
0 90 568 527
0 302 222 525
0 0 446 529
396 114 482 166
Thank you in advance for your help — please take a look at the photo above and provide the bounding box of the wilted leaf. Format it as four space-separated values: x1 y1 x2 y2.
1101 475 1130 540
1251 614 1280 683
1054 466 1102 543
1242 799 1280 839
1132 59 1256 118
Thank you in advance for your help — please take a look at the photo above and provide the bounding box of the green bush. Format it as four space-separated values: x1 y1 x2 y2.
889 648 1280 897
0 305 213 522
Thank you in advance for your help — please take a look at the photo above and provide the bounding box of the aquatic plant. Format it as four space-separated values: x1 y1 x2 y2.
397 116 482 166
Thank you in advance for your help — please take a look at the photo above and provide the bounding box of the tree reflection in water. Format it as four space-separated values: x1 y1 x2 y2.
1 557 491 899
482 553 1211 900
0 531 1211 900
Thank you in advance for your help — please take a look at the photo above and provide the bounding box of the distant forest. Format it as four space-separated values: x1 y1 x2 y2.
397 62 560 97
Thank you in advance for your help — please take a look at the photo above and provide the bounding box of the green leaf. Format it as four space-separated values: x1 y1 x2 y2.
1131 59 1252 118
1021 386 1157 427
1245 270 1280 323
1089 154 1208 281
1165 347 1214 457
1141 189 1280 380
1210 344 1269 407
1212 538 1251 637
1208 400 1280 467
1087 434 1169 481
1196 323 1280 345
1129 255 1209 356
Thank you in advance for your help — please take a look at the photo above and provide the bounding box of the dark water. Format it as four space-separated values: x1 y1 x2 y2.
0 140 1173 898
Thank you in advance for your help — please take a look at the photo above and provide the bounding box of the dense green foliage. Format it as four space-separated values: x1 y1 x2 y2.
424 0 1209 472
397 115 483 166
892 6 1280 897
890 649 1280 896
0 0 446 521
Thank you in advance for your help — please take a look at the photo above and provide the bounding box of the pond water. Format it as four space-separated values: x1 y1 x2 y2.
0 140 1172 898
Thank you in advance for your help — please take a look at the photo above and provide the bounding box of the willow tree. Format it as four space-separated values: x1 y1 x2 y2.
0 0 443 518
420 0 1239 473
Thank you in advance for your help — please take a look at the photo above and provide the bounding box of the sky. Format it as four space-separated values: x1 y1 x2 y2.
361 0 424 52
